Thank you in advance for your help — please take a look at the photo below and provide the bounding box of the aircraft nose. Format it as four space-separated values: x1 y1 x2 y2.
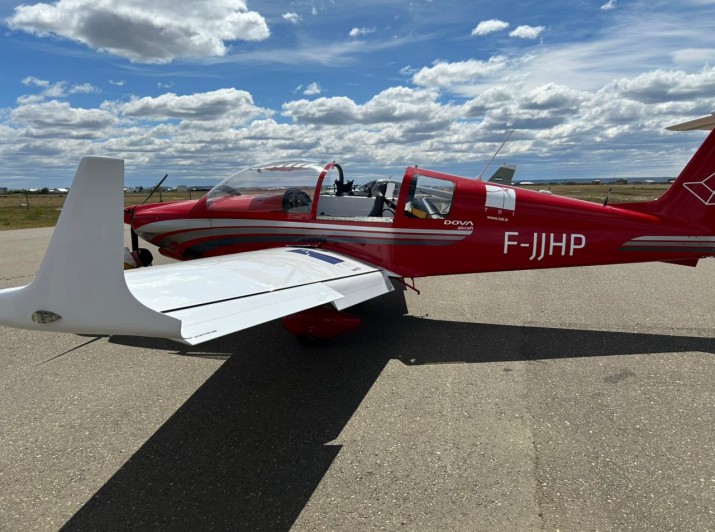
123 206 136 224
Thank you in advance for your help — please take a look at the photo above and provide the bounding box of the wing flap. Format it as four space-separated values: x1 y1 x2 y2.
169 283 343 345
325 271 394 310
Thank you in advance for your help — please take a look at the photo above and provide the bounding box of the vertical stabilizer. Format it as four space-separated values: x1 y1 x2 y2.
488 164 517 185
619 118 715 231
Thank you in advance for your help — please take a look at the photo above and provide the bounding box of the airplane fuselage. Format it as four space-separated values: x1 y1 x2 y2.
129 165 712 278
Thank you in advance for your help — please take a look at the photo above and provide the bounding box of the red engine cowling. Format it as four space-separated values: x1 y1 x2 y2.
282 306 361 340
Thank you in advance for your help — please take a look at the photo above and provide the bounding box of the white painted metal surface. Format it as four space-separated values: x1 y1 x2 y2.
126 247 393 344
666 112 715 131
0 157 182 339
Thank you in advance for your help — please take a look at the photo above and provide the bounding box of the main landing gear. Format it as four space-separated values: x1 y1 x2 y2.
282 306 361 345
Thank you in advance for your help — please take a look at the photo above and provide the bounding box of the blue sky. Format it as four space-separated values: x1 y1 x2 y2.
1 0 715 188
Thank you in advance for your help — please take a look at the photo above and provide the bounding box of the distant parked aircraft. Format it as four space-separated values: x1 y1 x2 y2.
486 164 517 185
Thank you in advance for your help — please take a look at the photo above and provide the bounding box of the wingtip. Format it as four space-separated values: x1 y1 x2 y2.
0 156 182 339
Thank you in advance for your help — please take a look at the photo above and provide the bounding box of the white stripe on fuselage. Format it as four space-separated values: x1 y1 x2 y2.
140 218 472 235
138 218 473 247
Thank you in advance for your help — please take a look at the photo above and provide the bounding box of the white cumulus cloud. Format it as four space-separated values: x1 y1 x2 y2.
303 82 322 96
282 86 456 130
18 78 100 104
10 100 117 139
349 27 377 38
6 0 270 63
282 12 301 24
471 19 509 36
509 25 545 39
412 57 509 89
118 88 272 123
601 0 617 10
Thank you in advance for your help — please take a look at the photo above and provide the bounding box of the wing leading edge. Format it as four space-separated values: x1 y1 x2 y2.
0 157 393 345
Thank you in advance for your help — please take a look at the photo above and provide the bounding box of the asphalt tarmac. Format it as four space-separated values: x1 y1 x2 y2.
0 227 713 531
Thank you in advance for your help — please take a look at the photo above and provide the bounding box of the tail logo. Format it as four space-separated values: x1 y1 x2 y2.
683 171 715 205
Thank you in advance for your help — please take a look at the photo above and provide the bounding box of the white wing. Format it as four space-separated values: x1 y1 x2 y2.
0 157 393 345
127 247 392 344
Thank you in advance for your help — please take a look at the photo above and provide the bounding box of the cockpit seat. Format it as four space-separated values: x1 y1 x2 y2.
368 183 388 217
409 197 443 219
335 178 354 196
282 188 312 213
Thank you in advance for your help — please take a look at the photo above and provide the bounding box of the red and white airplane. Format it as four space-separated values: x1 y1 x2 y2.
1 114 715 344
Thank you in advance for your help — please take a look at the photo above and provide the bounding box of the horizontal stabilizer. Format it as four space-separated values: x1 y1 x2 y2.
666 112 715 131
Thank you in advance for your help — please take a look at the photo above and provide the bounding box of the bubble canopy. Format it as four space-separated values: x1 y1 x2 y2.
208 160 326 199
206 160 329 214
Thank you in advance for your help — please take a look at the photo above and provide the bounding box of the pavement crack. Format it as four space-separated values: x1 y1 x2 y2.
0 274 34 283
517 326 548 531
529 424 547 531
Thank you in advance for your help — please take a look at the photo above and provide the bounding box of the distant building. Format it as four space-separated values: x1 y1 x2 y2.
0 187 7 194
615 178 628 185
591 179 602 185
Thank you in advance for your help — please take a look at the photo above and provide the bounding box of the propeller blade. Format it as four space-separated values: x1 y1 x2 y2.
131 227 139 252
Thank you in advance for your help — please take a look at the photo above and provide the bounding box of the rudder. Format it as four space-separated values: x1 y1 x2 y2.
619 116 715 231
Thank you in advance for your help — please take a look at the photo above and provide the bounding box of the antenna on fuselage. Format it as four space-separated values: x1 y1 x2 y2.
604 187 612 207
140 173 169 205
477 130 513 180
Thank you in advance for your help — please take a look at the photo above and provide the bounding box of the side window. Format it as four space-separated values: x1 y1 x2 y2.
405 175 454 219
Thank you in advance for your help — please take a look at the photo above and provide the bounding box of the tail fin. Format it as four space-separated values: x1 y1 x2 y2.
488 164 516 185
620 114 715 231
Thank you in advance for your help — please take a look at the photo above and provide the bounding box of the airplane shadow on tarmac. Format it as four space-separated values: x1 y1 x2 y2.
61 290 714 531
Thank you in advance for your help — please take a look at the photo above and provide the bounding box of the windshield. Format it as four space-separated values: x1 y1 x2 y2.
206 160 325 214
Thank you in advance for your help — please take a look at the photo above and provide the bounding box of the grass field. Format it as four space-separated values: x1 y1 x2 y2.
0 185 670 231
0 191 198 230
518 183 669 204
